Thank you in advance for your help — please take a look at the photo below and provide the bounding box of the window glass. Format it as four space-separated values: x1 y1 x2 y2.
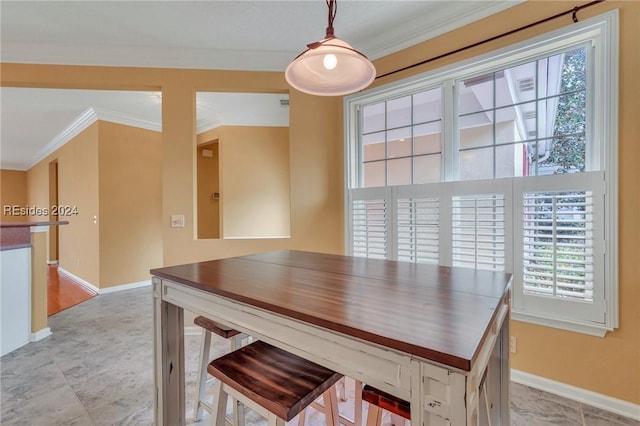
458 74 494 115
387 127 412 158
414 154 441 184
387 158 412 186
413 88 442 123
459 147 493 181
496 143 530 178
362 131 386 162
414 122 441 155
459 112 494 149
362 103 385 133
387 95 412 129
363 161 385 188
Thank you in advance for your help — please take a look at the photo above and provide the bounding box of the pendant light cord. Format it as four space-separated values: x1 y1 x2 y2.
325 0 337 38
375 0 605 81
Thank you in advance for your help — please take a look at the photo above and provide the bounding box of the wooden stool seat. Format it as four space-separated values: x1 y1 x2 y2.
208 340 342 424
194 315 242 339
363 385 410 426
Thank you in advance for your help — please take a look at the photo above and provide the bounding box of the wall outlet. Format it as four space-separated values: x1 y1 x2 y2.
510 336 517 354
170 215 185 228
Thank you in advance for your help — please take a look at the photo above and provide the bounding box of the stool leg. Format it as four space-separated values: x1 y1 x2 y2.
232 397 245 426
354 380 363 426
230 334 246 426
365 405 382 426
297 409 306 426
211 380 229 426
337 377 347 402
230 334 242 351
267 413 285 426
481 376 492 426
193 329 212 422
322 386 340 426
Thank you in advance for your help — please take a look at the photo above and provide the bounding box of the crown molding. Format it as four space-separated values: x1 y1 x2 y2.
27 107 98 170
196 118 223 135
365 1 523 60
25 107 161 170
92 107 162 132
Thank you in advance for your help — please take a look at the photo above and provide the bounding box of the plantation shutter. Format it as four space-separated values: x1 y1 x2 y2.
396 184 440 264
448 180 513 272
513 172 605 323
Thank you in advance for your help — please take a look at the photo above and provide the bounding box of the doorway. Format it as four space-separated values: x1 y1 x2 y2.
48 159 58 263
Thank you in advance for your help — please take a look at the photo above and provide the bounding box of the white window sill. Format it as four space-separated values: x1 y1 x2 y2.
512 310 611 337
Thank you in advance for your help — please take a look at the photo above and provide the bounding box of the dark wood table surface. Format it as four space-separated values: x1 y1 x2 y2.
151 250 512 371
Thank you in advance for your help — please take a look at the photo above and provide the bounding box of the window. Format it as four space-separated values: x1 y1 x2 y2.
456 45 588 179
345 12 618 336
360 87 443 188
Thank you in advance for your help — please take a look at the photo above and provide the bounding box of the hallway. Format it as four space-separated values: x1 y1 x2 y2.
47 265 96 316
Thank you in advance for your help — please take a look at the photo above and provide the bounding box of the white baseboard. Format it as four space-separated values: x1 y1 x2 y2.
57 267 99 294
30 327 51 342
99 280 151 294
57 268 150 295
511 369 640 421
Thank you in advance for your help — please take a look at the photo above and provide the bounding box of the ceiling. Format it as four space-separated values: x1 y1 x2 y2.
0 0 518 170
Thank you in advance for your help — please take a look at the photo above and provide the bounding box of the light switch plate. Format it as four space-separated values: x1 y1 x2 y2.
170 215 185 228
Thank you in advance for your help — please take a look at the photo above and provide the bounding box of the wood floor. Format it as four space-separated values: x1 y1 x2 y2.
47 264 97 316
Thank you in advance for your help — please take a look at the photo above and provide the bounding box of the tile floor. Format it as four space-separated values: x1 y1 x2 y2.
1 288 637 426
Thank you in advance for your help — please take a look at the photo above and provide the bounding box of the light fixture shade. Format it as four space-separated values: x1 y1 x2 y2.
285 38 376 97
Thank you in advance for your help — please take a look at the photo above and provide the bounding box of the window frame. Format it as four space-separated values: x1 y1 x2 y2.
344 11 619 336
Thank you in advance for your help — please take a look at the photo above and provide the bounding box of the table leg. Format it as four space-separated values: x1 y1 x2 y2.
153 278 185 426
500 313 511 425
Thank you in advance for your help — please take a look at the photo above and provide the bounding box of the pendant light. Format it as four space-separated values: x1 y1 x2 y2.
285 0 376 96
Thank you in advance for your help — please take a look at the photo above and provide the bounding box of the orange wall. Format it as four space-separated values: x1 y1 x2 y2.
372 1 639 405
26 121 163 290
198 125 291 239
2 66 342 264
27 123 101 285
0 169 28 222
97 121 163 288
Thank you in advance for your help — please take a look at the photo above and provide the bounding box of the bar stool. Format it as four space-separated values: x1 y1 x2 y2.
362 385 410 426
192 316 247 423
208 340 343 426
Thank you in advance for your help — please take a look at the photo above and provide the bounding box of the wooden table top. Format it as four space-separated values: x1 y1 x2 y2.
151 250 512 371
